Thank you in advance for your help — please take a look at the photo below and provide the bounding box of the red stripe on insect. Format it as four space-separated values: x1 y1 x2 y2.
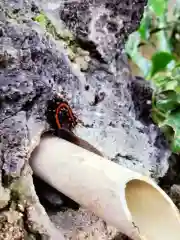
55 102 76 129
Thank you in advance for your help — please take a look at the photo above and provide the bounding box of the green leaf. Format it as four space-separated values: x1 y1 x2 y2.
165 80 179 91
155 90 179 112
149 0 168 16
150 52 174 77
171 129 180 153
160 110 180 153
138 12 151 41
152 74 171 89
151 108 166 125
153 75 179 92
175 85 180 93
172 65 180 77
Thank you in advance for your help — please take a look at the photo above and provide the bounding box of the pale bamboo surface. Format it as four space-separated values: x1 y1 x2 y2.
30 135 180 240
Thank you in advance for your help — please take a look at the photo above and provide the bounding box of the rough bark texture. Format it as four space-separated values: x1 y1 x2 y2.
0 0 172 239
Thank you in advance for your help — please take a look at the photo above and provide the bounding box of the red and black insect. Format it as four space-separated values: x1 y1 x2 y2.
47 97 104 157
46 97 77 132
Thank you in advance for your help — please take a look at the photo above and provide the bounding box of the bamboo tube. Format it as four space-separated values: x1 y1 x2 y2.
30 135 180 240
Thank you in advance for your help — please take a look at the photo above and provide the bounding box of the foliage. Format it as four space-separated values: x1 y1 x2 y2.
126 0 180 153
152 66 180 153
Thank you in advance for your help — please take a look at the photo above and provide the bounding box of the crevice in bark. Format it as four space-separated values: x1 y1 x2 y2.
75 37 107 64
